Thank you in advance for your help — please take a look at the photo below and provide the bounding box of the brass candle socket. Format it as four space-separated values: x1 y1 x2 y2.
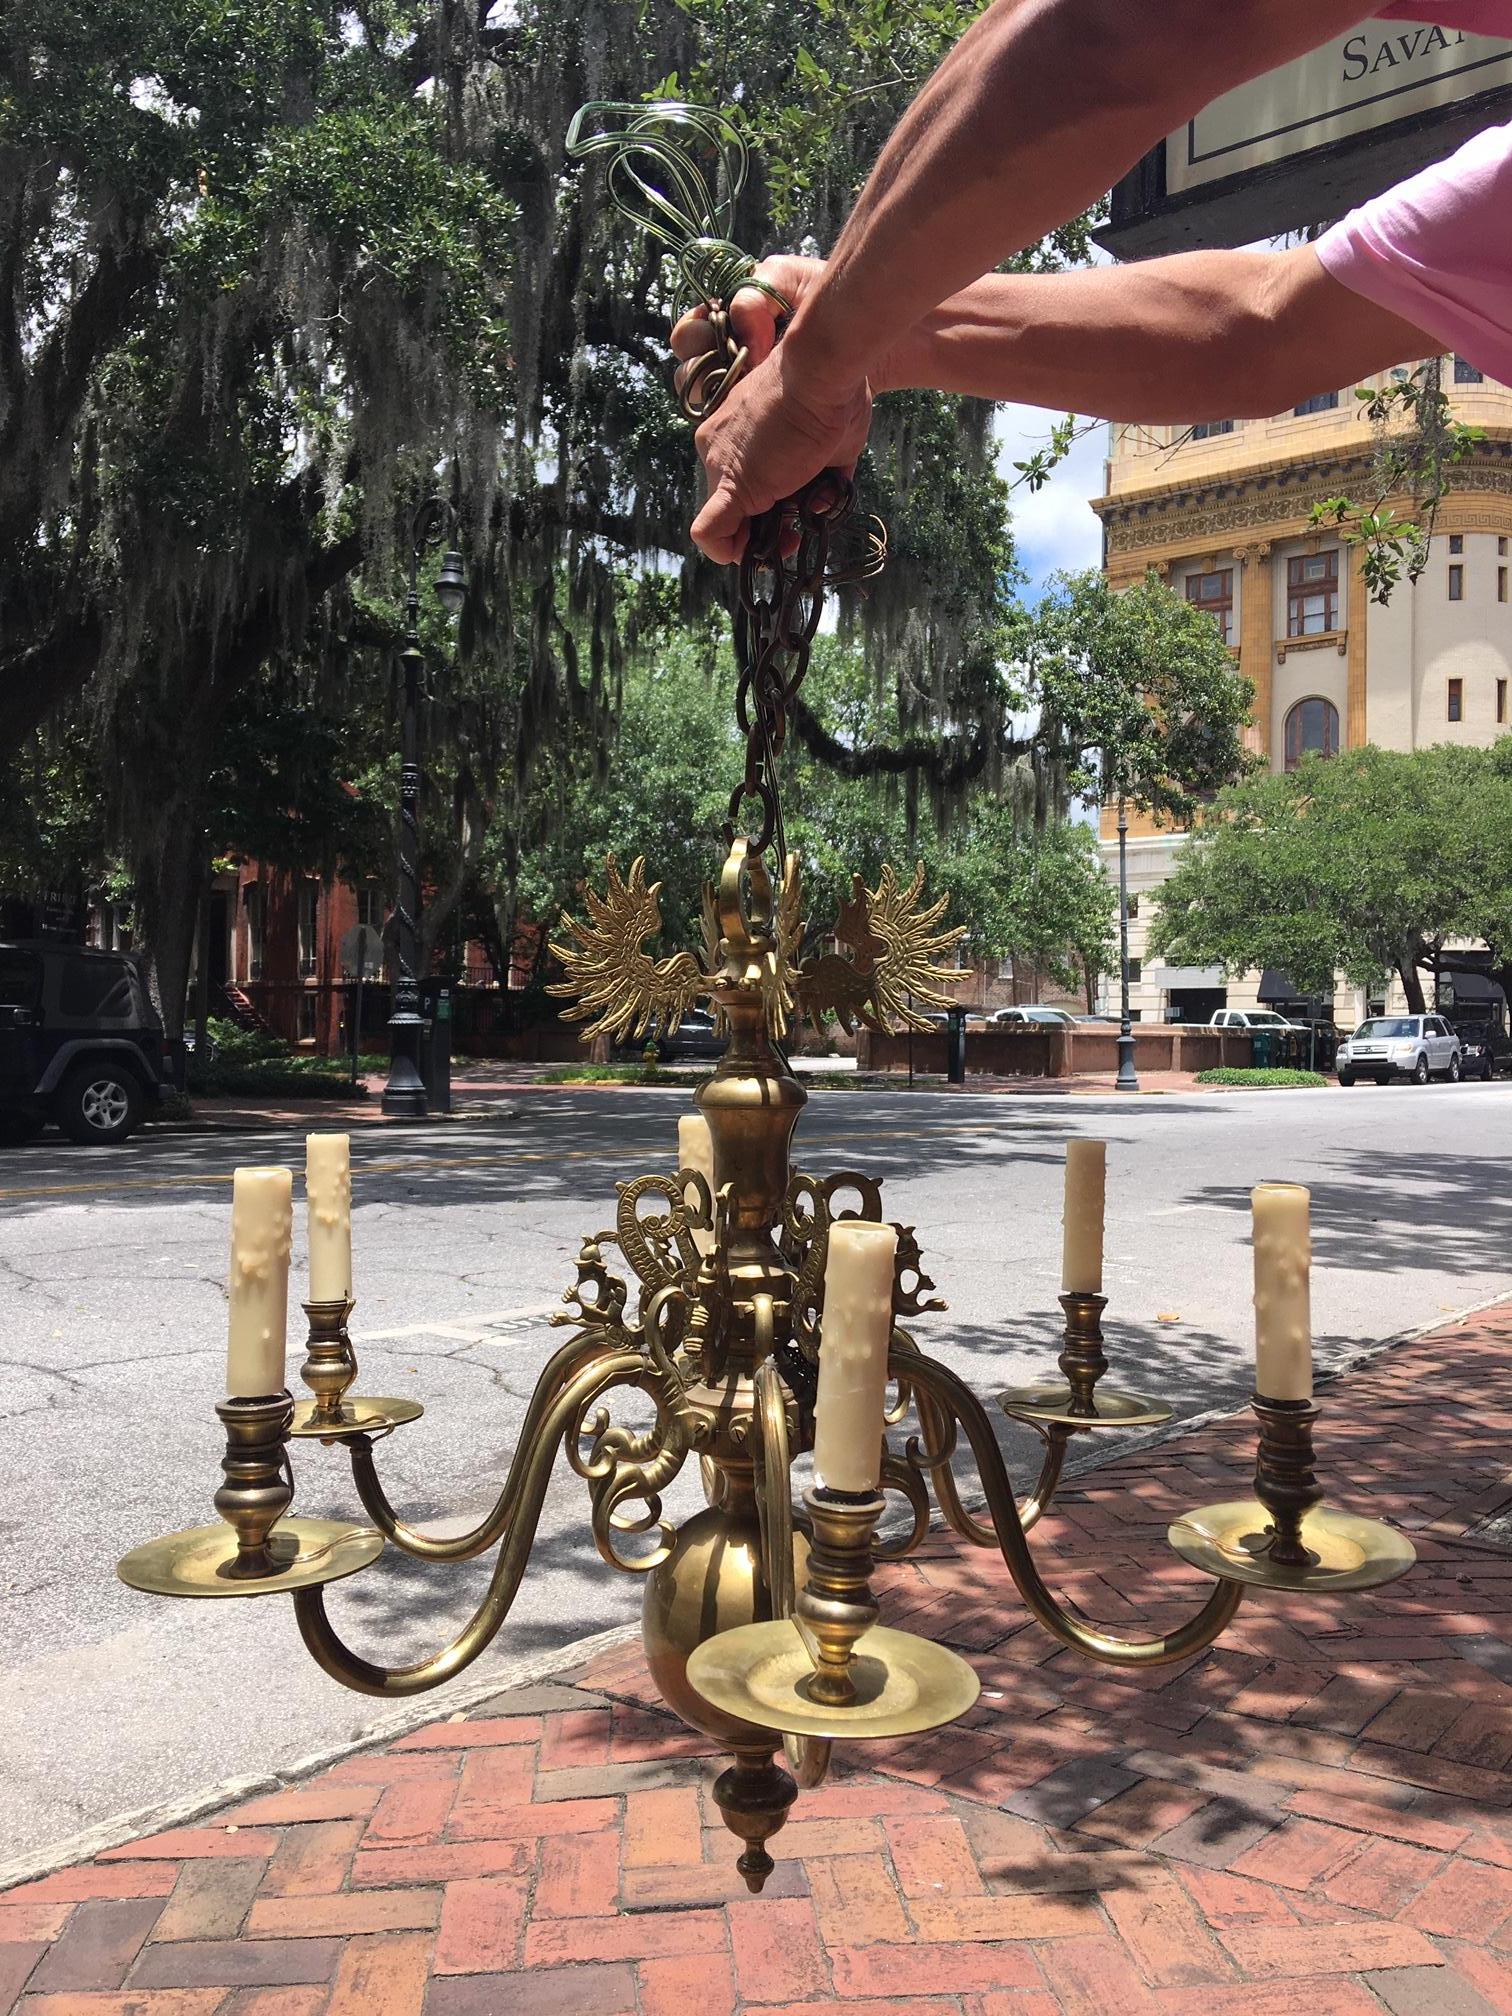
288 1298 425 1441
1168 1391 1416 1596
1058 1291 1109 1418
117 1388 384 1600
795 1488 885 1708
214 1392 295 1578
687 1474 980 1745
999 1293 1172 1432
298 1299 357 1429
1251 1393 1324 1568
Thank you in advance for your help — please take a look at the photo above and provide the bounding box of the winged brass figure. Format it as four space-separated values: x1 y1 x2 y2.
548 855 708 1045
795 862 968 1034
551 848 965 1050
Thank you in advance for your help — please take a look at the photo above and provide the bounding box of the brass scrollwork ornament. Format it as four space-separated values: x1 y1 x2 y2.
566 99 792 423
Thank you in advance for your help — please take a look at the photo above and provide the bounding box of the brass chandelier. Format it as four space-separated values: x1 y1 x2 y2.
119 102 1414 1895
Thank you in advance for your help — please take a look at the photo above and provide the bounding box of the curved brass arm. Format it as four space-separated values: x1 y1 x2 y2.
752 1358 831 1789
293 1345 649 1697
348 1328 620 1563
898 1348 1244 1667
915 1384 1068 1544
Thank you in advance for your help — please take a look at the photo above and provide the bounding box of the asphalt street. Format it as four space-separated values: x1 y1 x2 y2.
4 1078 1510 1868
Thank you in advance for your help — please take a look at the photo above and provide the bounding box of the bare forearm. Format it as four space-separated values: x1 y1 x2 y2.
789 0 1375 392
873 249 1439 420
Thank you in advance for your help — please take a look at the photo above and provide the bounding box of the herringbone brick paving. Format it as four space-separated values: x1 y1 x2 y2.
9 1306 1512 2013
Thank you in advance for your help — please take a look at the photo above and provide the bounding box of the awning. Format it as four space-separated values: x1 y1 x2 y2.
1258 967 1330 1003
1147 965 1226 990
1440 970 1507 1007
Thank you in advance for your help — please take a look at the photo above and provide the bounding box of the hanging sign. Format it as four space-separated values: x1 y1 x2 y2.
1102 17 1512 257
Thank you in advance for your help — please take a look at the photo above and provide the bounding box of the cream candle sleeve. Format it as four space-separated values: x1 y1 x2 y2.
226 1166 294 1398
1252 1182 1313 1402
678 1112 716 1256
305 1133 352 1304
1061 1139 1107 1295
812 1221 899 1495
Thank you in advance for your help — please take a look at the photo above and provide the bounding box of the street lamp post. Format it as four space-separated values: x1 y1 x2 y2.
1114 795 1139 1092
382 499 466 1120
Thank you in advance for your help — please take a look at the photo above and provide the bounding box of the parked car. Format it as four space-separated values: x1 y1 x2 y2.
990 1006 1077 1027
1208 1008 1308 1032
0 942 177 1144
1446 1016 1512 1082
1336 1014 1462 1086
661 1006 726 1061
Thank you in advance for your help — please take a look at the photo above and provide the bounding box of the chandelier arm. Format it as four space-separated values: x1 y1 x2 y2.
898 1350 1246 1667
752 1358 832 1790
346 1334 644 1565
293 1347 650 1697
900 1343 1067 1545
922 1395 1070 1545
1018 1426 1070 1534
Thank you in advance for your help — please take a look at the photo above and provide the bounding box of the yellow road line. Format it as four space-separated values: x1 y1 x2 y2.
0 1119 1036 1205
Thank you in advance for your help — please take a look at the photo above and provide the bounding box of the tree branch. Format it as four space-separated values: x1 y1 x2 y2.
786 694 1026 788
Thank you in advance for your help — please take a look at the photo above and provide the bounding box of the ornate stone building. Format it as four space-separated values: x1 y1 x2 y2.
1092 362 1512 1025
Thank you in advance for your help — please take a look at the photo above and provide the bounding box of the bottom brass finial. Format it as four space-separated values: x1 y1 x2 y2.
711 1747 798 1894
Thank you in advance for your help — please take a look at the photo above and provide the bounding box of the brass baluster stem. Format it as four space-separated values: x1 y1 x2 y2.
1252 1394 1324 1568
214 1393 295 1579
300 1298 357 1428
1058 1291 1108 1417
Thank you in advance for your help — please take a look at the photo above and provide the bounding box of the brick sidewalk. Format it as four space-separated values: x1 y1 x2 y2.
7 1308 1512 2015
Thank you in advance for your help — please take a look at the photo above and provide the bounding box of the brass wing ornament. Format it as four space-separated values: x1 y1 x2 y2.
795 863 968 1034
553 847 967 1048
548 855 708 1045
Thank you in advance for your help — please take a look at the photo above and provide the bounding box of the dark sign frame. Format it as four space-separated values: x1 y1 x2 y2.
1100 78 1512 259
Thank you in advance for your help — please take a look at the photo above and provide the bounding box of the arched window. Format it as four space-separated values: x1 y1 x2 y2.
1284 698 1340 772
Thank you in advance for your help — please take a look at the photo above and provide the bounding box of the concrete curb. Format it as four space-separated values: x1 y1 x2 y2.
0 1622 638 1895
8 1289 1505 1896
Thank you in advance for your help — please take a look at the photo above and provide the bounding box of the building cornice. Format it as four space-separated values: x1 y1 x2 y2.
1094 432 1512 559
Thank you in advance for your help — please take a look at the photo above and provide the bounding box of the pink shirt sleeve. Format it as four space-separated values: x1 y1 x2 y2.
1379 2 1511 28
1315 117 1512 383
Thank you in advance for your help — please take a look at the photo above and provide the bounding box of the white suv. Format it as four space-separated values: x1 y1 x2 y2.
1337 1015 1462 1086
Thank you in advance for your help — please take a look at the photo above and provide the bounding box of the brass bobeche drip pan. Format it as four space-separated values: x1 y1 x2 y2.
286 1297 425 1441
1168 1500 1415 1594
289 1396 425 1440
690 1618 980 1742
118 1519 383 1598
1000 1292 1173 1431
999 1385 1172 1429
689 1484 979 1742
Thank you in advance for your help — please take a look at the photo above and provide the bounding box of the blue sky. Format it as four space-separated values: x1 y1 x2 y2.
994 404 1108 606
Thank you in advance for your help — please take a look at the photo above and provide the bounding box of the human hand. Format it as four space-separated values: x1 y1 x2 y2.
669 256 873 564
669 254 819 395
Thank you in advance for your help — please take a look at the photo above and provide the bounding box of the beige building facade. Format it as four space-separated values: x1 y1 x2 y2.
1092 365 1512 1026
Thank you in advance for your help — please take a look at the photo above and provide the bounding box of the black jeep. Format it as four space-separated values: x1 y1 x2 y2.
0 942 178 1145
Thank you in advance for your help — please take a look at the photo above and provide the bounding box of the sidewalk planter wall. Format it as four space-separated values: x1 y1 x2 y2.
856 1025 1254 1076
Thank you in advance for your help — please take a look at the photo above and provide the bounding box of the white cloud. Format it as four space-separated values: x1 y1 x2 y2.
993 404 1108 603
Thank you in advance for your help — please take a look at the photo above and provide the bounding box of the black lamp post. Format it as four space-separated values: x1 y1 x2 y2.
382 499 465 1120
1114 795 1139 1093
